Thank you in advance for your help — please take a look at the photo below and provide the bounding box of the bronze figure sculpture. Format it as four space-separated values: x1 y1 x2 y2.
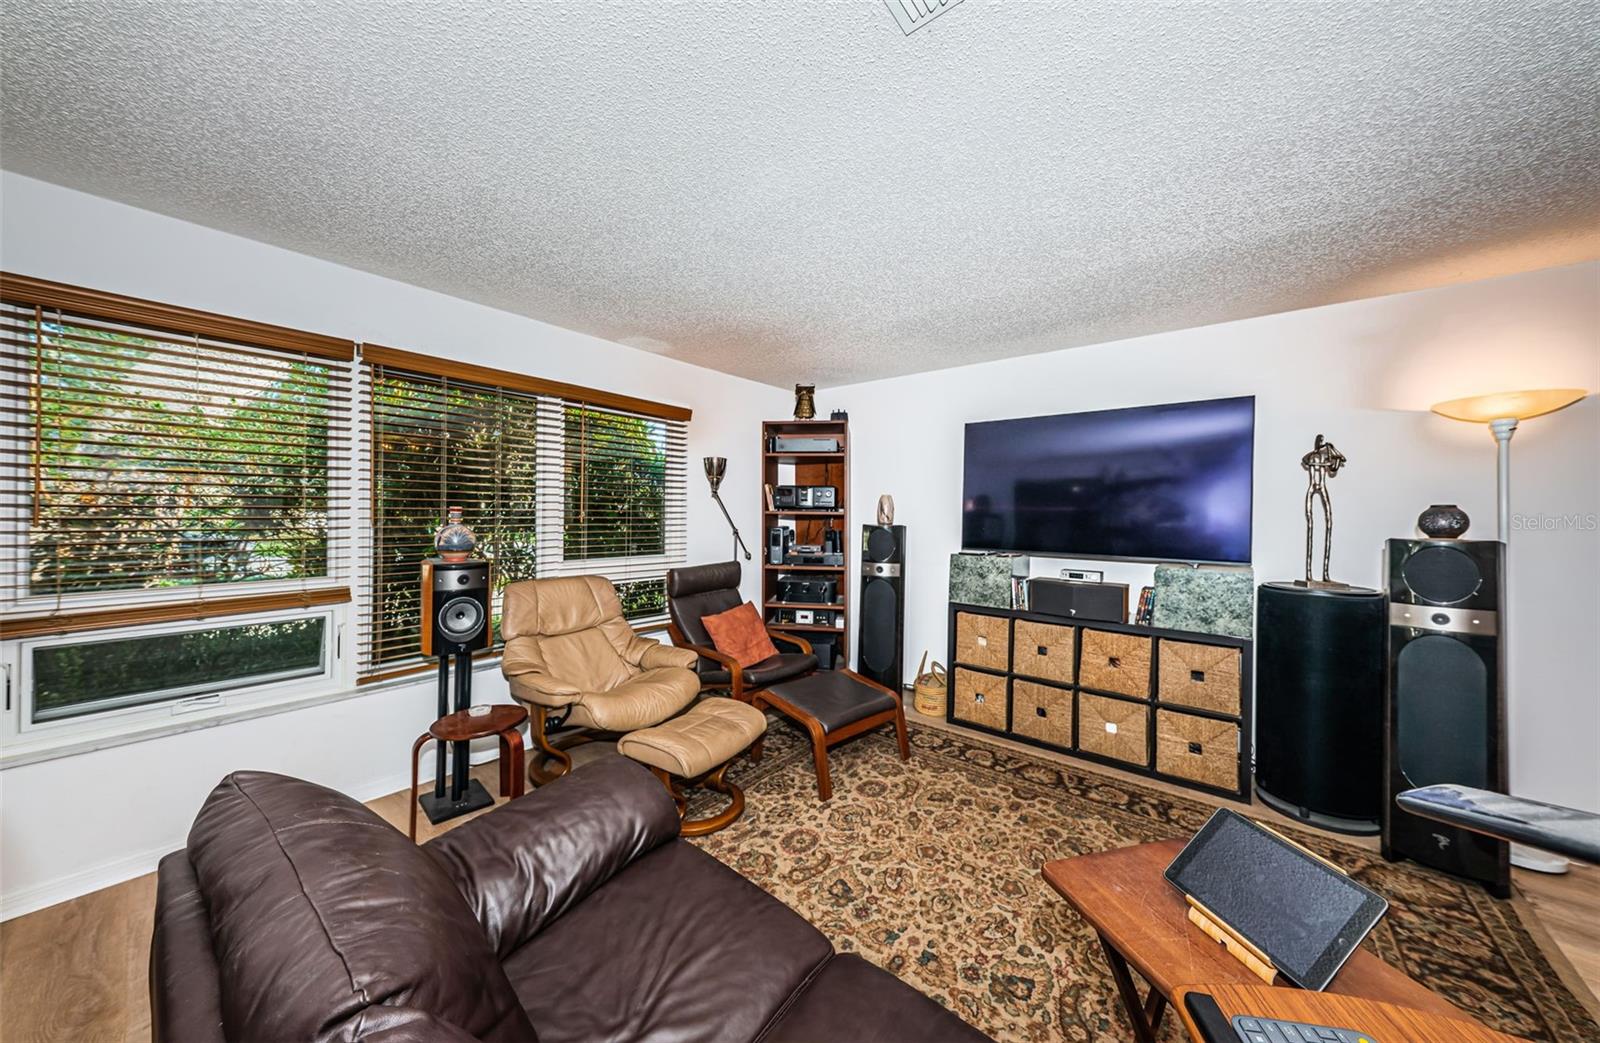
1299 433 1347 587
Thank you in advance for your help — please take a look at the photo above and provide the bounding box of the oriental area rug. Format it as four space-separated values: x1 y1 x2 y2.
687 720 1599 1042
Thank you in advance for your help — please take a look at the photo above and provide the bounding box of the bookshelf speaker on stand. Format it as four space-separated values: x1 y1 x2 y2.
418 557 495 825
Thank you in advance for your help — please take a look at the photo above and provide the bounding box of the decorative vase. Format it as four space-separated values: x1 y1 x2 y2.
434 506 477 561
877 494 895 526
1417 504 1470 539
793 384 816 420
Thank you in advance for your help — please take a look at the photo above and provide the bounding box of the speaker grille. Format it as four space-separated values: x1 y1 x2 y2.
439 596 486 642
1401 544 1482 605
865 527 898 563
861 579 898 671
1395 633 1490 788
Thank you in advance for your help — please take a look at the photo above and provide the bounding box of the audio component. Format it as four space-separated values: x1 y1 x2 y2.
1059 567 1105 583
1028 577 1129 623
773 485 838 509
418 558 494 825
786 549 845 566
1382 538 1509 898
809 632 840 670
777 575 838 604
770 435 841 453
768 525 794 566
858 525 907 692
1254 582 1386 834
773 607 843 628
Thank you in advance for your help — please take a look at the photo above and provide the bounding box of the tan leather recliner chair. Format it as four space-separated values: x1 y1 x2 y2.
501 575 700 786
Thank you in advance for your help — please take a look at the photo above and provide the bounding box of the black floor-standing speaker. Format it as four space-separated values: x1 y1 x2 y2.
1382 538 1510 899
858 525 906 692
1254 582 1387 835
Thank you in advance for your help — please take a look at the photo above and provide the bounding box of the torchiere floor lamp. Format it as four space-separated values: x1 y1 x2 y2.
1430 387 1588 875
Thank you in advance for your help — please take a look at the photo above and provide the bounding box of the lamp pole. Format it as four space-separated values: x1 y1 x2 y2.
703 456 752 561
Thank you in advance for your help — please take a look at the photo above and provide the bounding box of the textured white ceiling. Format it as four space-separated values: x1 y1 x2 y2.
3 1 1597 388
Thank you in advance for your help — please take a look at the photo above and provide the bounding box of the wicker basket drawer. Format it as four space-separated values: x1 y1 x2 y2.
1013 620 1076 685
1078 629 1152 697
1010 679 1073 749
1076 693 1149 767
1157 640 1242 716
955 612 1010 672
1155 710 1240 792
951 667 1007 730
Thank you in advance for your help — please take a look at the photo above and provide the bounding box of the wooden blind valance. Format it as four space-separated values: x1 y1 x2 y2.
361 343 692 423
0 272 353 360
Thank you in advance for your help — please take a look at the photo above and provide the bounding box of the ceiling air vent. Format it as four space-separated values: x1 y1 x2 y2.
885 0 965 35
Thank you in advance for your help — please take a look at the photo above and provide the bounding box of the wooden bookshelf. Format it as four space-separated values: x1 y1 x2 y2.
762 418 850 668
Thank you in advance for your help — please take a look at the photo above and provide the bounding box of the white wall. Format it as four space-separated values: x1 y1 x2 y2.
0 172 788 917
821 262 1600 814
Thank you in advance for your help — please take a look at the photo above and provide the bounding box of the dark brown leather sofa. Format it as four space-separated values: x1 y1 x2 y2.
151 756 991 1043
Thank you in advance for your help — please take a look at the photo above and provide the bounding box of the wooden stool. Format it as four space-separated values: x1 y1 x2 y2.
617 698 768 836
409 704 528 840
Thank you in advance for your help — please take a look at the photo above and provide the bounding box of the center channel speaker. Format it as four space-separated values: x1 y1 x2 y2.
421 558 491 657
1382 538 1509 899
858 525 906 692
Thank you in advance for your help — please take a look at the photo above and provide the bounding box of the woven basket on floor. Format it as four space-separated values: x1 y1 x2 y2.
912 653 947 716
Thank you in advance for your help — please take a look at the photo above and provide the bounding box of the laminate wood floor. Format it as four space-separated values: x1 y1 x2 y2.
1 740 1595 1042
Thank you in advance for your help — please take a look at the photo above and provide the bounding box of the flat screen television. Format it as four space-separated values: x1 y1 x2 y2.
961 396 1254 564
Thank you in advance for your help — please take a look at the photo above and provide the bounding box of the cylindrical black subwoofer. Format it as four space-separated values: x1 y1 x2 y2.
1254 582 1386 834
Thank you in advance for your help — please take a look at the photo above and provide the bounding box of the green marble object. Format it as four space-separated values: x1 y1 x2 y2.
1151 564 1254 639
949 553 1027 608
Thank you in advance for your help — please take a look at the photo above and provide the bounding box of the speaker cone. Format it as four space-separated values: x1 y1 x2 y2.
1401 544 1482 605
439 596 486 642
866 527 897 563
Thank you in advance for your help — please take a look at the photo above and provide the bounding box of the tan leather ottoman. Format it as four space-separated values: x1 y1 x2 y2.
617 697 768 835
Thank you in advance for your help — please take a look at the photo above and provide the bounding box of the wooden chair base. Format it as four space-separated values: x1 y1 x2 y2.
525 705 609 787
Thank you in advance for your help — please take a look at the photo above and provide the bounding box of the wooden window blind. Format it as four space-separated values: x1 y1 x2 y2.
534 399 688 624
0 276 354 622
364 362 542 673
362 355 689 677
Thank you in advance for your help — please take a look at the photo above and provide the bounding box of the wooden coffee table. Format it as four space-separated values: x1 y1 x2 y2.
1042 839 1462 1043
408 704 528 840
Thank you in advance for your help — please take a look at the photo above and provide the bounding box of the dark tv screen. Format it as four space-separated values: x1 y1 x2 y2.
961 396 1254 564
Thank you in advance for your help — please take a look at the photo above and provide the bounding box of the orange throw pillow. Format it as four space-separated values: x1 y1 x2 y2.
701 602 779 669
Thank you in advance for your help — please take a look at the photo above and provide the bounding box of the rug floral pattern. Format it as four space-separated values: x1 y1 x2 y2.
687 720 1600 1042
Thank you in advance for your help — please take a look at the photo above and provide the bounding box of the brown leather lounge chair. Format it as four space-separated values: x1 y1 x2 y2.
501 575 701 786
665 561 817 702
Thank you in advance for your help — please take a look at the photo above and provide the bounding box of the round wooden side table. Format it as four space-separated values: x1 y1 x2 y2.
409 704 529 840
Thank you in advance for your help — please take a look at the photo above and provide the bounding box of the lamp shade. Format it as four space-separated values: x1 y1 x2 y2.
1430 388 1587 423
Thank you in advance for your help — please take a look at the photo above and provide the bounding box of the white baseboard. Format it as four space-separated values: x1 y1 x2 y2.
0 745 504 922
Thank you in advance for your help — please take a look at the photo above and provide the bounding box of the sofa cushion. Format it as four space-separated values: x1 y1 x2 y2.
758 953 992 1043
185 771 536 1043
503 840 832 1043
425 757 681 959
703 601 780 668
151 851 226 1043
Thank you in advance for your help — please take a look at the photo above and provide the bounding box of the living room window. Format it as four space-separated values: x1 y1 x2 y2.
0 275 355 739
359 346 689 680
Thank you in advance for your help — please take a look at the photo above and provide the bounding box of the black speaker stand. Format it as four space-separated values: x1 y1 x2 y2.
418 649 493 825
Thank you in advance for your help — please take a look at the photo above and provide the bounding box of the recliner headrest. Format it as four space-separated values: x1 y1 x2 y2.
501 576 626 640
666 561 741 599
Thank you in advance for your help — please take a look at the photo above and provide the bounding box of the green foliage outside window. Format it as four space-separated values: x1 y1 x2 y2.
28 323 335 595
32 617 325 721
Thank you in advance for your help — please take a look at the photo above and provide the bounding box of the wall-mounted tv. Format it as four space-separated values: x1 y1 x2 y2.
961 396 1254 564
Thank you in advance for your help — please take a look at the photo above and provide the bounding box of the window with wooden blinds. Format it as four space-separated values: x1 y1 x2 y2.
534 399 688 623
0 280 355 615
362 360 688 677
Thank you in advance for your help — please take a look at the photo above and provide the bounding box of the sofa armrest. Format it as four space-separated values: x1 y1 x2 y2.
423 756 680 958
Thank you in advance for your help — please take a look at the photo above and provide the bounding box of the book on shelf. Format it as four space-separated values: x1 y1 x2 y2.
1135 585 1156 626
763 482 775 510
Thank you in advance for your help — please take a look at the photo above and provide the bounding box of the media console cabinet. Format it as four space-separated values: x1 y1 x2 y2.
945 602 1253 801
